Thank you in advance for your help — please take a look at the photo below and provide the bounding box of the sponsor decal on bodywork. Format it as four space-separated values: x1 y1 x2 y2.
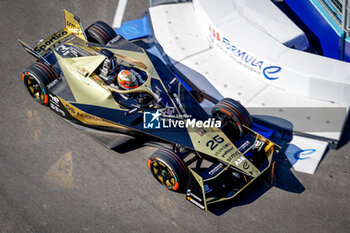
208 163 223 176
187 197 205 210
34 29 70 54
47 79 59 89
188 128 261 176
48 93 65 116
49 94 60 105
58 97 128 129
187 189 203 202
50 103 66 117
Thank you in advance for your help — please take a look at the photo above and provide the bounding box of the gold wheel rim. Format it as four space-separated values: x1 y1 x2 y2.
151 160 176 188
25 75 44 102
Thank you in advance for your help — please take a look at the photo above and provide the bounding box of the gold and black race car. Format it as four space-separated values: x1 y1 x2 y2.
18 10 278 211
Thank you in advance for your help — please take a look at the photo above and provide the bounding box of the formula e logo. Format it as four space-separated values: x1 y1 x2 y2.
208 25 282 81
143 110 161 129
122 25 140 35
294 149 316 160
263 66 281 80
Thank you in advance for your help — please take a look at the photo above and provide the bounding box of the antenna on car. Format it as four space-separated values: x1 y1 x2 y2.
73 15 88 41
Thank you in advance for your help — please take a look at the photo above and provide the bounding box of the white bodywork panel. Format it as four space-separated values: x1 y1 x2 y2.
148 2 348 142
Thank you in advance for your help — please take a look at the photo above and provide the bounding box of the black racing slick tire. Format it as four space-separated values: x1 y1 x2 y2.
212 98 253 137
148 147 189 192
22 62 57 106
85 21 117 45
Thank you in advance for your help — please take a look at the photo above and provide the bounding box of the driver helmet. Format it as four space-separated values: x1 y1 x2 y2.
117 70 139 89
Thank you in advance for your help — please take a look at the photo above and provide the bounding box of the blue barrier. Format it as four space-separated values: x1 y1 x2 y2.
115 16 151 40
344 37 350 62
285 0 344 60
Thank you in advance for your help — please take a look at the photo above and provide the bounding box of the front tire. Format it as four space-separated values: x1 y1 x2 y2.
148 147 189 192
212 98 253 138
85 21 117 45
22 62 57 105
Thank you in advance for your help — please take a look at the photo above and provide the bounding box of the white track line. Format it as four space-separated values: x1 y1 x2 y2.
112 0 128 28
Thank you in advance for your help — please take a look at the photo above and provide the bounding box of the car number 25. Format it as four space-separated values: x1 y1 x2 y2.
206 135 224 151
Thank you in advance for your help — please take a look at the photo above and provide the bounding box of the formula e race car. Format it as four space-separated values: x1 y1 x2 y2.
18 10 278 211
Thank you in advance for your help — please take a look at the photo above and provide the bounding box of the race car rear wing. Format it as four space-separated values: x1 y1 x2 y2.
18 10 87 57
63 9 87 41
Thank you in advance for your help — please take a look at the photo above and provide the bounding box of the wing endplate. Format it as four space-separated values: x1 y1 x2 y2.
63 9 86 41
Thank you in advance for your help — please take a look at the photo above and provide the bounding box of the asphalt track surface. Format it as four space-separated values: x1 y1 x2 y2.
1 0 350 232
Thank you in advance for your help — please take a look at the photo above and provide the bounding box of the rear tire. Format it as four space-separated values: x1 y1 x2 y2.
85 21 117 45
212 98 253 137
148 147 189 192
22 62 57 106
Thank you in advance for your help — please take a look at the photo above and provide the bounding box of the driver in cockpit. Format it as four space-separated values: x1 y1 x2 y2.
115 69 156 107
116 70 139 89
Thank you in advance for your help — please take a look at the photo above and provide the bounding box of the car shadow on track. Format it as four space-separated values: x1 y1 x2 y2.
112 138 146 154
208 150 305 215
112 137 168 154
